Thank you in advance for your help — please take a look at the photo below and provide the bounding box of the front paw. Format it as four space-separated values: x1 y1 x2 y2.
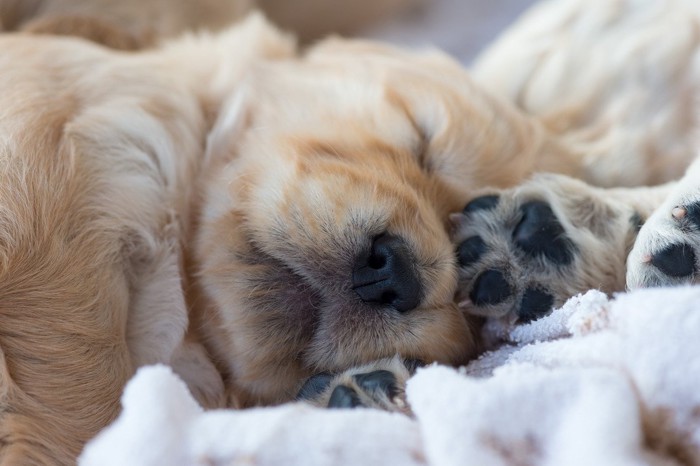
296 356 417 414
627 200 700 288
451 174 638 326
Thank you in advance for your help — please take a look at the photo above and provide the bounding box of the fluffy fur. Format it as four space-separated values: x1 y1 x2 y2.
0 14 506 463
446 0 700 325
2 0 700 464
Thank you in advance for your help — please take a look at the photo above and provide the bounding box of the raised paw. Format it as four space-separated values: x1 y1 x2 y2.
296 356 417 414
451 174 641 326
627 199 700 288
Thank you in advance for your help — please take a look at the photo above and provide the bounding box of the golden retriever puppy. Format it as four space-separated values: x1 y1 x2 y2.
3 0 700 464
0 12 557 463
303 0 700 406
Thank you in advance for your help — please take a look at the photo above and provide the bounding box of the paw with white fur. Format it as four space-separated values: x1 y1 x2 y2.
627 192 700 289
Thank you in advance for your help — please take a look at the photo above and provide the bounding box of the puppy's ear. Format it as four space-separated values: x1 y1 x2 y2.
204 86 252 164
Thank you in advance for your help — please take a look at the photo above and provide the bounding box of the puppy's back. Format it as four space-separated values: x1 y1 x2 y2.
0 32 213 463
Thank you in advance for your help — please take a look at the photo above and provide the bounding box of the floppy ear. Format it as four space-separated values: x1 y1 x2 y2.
381 51 583 194
305 40 559 193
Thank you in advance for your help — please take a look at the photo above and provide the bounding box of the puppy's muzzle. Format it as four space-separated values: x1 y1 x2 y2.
352 234 421 312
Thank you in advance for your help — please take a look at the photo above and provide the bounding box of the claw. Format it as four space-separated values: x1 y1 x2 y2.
672 206 687 220
457 297 473 309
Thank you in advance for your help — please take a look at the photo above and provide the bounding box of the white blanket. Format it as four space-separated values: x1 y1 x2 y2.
79 286 700 465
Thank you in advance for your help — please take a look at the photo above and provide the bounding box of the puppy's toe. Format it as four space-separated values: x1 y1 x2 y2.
512 201 575 265
517 287 555 324
297 357 412 413
327 385 363 409
297 372 334 402
469 269 513 306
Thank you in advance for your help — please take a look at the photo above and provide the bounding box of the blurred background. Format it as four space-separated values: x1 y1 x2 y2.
260 0 538 65
359 0 536 65
1 0 538 64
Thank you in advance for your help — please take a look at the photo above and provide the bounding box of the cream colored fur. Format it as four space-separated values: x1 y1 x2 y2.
2 0 700 464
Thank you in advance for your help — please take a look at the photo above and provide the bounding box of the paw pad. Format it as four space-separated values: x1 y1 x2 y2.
650 243 696 278
328 385 362 409
470 269 513 306
463 195 500 214
298 367 406 411
684 202 700 228
517 287 554 323
353 370 398 399
457 236 487 268
296 372 333 401
512 201 575 265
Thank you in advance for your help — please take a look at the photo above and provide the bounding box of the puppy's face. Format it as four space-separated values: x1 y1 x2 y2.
195 40 538 404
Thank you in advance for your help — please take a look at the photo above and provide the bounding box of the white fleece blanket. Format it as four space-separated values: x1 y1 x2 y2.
79 286 700 466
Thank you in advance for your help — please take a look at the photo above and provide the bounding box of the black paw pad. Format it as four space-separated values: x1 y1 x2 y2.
630 212 644 233
684 202 700 229
513 201 575 265
469 269 512 306
457 236 487 268
650 243 696 278
463 195 500 214
296 372 333 401
403 358 426 374
517 287 554 324
328 385 362 409
353 370 398 399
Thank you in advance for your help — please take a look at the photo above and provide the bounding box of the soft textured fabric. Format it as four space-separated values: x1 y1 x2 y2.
80 286 700 466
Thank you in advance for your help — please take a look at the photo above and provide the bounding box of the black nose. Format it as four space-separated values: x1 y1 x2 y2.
352 234 421 312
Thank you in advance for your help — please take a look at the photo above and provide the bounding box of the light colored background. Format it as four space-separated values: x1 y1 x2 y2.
361 0 537 65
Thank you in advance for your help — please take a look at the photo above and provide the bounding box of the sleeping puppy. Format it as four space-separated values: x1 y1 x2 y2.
0 13 565 464
293 0 700 407
4 0 700 464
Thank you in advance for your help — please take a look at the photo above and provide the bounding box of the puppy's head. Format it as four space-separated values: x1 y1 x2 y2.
195 39 541 404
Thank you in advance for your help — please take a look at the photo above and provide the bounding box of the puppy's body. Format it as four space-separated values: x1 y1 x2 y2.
0 15 539 462
3 0 700 463
473 0 700 188
0 18 297 462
